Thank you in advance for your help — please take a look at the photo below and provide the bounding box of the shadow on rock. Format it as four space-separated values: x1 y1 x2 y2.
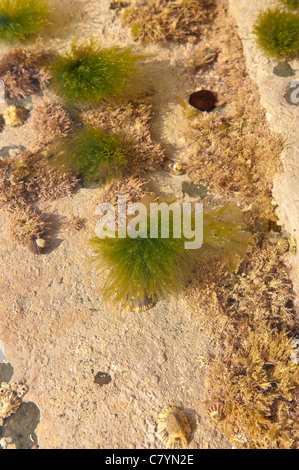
0 401 40 449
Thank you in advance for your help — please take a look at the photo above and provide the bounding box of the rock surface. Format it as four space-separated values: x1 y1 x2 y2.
229 0 299 301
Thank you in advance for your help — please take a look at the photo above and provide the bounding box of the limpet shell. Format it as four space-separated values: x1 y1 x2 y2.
157 406 191 448
0 381 28 422
3 105 29 127
208 402 226 422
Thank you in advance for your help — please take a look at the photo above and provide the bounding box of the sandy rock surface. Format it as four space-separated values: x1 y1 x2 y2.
1 0 298 449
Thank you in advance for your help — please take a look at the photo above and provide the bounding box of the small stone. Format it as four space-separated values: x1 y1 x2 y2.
3 105 29 127
94 371 112 386
273 61 295 78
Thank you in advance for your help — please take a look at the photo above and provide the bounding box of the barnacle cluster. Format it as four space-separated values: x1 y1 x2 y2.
122 0 216 44
0 0 51 42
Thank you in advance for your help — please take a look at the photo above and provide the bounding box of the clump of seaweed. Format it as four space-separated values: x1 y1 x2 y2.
81 98 165 175
0 0 51 42
50 127 128 185
205 321 299 448
32 97 73 146
185 92 283 223
0 151 78 212
202 202 254 271
94 176 148 212
0 47 53 99
253 8 299 59
90 197 253 309
122 0 216 44
185 235 296 340
279 0 299 10
62 215 86 232
90 197 192 309
7 206 50 252
185 10 284 223
50 40 144 105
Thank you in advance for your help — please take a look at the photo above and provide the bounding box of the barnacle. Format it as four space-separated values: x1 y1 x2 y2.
208 402 226 422
27 236 47 254
276 237 290 255
169 162 185 175
157 406 191 448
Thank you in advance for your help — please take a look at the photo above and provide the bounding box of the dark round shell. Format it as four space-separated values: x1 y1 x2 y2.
189 89 217 112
